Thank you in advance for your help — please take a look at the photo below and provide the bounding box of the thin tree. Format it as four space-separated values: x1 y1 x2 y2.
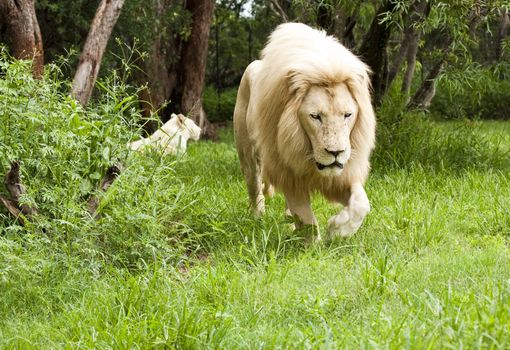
269 0 290 21
407 38 452 110
387 0 429 95
0 0 44 78
400 0 429 96
407 0 490 110
71 0 125 106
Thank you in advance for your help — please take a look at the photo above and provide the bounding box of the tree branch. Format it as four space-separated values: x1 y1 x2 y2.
269 0 289 22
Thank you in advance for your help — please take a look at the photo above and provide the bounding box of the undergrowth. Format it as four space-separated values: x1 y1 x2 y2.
373 96 510 173
0 53 198 268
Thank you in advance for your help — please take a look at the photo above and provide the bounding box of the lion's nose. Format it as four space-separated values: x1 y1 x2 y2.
325 149 344 157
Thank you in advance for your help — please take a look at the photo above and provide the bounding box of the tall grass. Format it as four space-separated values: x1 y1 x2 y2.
1 54 509 348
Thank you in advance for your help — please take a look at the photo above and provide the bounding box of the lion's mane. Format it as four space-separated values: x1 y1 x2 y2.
249 23 376 204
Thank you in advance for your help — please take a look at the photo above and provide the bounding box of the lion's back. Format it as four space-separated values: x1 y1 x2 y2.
233 60 263 147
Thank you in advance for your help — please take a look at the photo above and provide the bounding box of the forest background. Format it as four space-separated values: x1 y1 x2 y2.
2 0 509 133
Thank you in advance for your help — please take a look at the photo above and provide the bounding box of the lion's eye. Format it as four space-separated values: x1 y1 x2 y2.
310 113 322 122
344 113 352 119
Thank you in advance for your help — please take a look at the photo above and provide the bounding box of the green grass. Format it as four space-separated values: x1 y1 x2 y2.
436 120 510 154
1 57 510 348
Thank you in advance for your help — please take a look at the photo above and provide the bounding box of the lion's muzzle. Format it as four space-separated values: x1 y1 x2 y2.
316 161 344 170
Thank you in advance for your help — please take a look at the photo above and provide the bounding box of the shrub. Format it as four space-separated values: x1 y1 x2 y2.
373 87 510 173
0 53 193 267
431 65 510 120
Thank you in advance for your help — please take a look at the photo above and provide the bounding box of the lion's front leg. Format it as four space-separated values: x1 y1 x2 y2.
284 191 320 240
328 183 370 238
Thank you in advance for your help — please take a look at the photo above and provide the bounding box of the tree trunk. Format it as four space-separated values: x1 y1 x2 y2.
71 0 125 106
136 0 216 138
358 0 397 105
342 15 356 49
179 0 216 139
401 30 421 96
136 0 176 133
0 0 44 78
0 161 37 225
316 0 333 35
137 39 176 133
340 3 361 49
316 2 356 47
467 0 488 37
269 0 289 22
496 9 509 59
407 43 451 110
387 36 409 88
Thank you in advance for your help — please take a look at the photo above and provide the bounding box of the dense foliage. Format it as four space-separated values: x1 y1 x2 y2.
202 86 238 123
2 0 503 123
432 65 510 119
207 0 510 121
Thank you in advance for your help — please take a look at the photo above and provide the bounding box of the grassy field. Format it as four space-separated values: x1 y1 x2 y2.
1 60 510 348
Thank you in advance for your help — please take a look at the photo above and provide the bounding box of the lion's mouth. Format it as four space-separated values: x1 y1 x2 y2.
316 161 344 170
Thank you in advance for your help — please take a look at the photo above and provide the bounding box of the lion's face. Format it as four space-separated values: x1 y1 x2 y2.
298 83 358 176
181 117 202 141
166 113 202 141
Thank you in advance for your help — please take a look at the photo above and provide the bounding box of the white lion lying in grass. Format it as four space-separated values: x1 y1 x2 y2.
128 113 201 155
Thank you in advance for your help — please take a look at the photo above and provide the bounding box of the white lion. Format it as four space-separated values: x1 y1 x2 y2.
233 23 376 239
128 113 201 155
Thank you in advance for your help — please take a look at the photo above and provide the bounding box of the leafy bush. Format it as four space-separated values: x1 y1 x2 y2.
203 85 238 123
431 65 510 120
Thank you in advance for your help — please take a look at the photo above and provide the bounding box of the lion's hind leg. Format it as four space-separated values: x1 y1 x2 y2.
239 151 265 216
233 60 266 216
262 172 274 198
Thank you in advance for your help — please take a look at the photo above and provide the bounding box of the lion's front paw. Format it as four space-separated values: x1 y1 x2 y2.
327 202 370 238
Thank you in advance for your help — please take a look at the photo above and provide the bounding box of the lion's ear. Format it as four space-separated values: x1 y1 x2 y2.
176 114 187 126
286 69 309 97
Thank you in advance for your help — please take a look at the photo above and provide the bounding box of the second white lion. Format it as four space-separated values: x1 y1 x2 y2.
128 113 201 155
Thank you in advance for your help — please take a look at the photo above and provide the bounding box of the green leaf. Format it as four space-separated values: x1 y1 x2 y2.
102 146 110 162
